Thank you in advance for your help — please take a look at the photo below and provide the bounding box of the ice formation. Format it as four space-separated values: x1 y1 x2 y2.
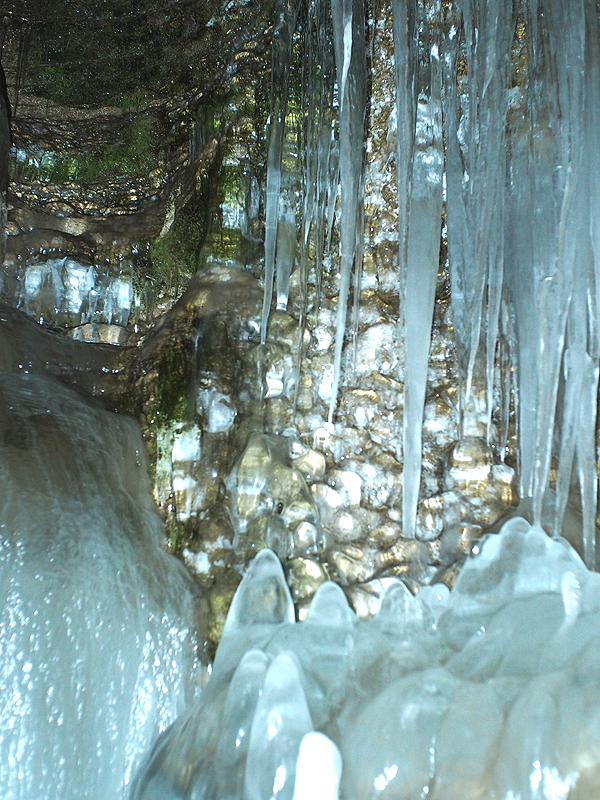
8 256 134 330
257 0 600 560
226 432 323 562
394 0 443 539
327 0 367 424
3 0 600 797
260 0 299 345
133 519 600 799
0 373 200 799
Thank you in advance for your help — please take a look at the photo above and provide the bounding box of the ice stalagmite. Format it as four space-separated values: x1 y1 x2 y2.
130 513 600 799
215 650 269 797
132 549 297 799
396 0 444 540
328 0 367 424
244 653 313 800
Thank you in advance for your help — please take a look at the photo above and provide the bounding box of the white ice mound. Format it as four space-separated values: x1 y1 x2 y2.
0 374 200 800
133 517 600 800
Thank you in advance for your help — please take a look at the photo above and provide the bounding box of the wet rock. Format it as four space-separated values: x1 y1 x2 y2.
227 431 323 564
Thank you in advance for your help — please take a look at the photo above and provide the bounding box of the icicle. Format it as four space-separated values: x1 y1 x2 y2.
399 1 444 540
529 0 586 526
392 0 418 337
498 298 514 461
328 0 367 424
588 2 600 365
502 0 598 549
350 176 365 364
485 230 504 444
275 203 297 311
443 0 511 427
581 0 600 567
576 354 599 570
294 0 336 408
261 0 299 345
505 119 538 499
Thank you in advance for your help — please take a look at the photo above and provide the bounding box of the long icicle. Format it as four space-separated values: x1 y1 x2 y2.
399 0 444 540
529 0 585 527
443 0 511 431
294 0 335 410
260 0 299 345
328 0 367 424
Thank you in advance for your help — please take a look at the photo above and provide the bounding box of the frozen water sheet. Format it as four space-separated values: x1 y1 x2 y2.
133 518 600 800
0 373 199 800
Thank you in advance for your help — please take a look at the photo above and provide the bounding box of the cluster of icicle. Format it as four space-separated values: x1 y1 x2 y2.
260 0 600 564
134 516 600 799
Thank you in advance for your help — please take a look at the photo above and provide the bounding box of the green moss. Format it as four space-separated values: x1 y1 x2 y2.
165 516 181 553
21 114 159 186
22 0 277 110
144 137 223 301
78 115 159 183
149 216 200 302
155 341 191 423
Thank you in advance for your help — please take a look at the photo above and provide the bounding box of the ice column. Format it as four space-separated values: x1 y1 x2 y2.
297 0 335 353
505 0 599 564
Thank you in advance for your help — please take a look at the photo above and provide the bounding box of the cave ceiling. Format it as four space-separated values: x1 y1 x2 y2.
1 0 275 275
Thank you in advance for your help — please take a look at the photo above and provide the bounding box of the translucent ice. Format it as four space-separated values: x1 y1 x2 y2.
214 547 295 677
396 0 444 541
131 516 600 799
261 0 299 344
328 0 367 423
215 650 270 797
244 653 313 800
16 257 133 328
227 432 322 561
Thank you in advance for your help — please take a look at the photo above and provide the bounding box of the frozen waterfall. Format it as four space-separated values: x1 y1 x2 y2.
0 372 200 799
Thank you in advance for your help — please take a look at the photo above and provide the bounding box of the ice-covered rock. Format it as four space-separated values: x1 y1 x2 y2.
227 432 323 562
13 256 134 329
